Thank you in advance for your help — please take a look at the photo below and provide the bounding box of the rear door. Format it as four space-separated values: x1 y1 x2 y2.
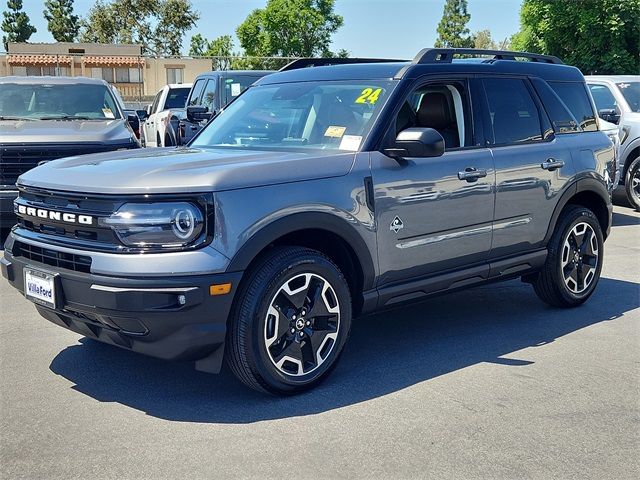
481 77 575 259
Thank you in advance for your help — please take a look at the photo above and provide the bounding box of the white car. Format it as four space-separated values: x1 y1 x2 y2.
142 83 192 147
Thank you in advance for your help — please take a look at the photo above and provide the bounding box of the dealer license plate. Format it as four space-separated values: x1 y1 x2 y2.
24 268 57 309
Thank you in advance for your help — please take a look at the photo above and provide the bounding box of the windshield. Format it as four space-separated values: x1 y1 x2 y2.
192 80 396 152
165 87 190 109
617 82 640 112
0 82 122 120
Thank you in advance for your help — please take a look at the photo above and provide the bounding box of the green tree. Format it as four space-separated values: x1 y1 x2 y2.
2 0 36 49
44 0 79 42
79 0 199 56
189 33 236 69
435 0 473 48
511 0 640 74
236 0 344 65
472 29 510 50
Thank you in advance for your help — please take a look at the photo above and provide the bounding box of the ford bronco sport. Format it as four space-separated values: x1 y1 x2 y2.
1 49 615 395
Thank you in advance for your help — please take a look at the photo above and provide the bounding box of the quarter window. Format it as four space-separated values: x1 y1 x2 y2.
483 78 543 145
549 82 597 131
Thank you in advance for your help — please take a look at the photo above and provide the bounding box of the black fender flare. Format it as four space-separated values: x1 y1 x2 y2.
543 177 612 244
226 212 376 291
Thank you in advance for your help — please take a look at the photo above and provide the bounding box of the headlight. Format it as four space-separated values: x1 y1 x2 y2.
99 202 205 248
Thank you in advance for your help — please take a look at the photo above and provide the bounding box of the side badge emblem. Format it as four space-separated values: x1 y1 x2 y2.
390 216 404 233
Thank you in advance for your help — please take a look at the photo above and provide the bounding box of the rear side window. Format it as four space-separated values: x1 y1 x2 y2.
549 82 597 131
483 78 543 145
187 79 206 106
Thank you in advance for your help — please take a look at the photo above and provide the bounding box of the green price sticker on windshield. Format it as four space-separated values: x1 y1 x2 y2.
355 87 383 104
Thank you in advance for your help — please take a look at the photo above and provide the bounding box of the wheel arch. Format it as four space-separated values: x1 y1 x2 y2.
227 212 376 315
622 144 640 178
544 178 612 243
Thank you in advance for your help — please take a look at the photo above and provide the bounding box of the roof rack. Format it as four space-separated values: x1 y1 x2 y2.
279 57 407 72
412 48 563 65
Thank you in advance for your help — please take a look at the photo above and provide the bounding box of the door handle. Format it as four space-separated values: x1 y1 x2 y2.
458 167 488 182
541 158 565 171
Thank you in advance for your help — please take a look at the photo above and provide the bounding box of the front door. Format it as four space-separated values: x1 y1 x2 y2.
372 79 496 286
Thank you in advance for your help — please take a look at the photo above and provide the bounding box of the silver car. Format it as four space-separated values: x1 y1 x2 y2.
586 76 640 209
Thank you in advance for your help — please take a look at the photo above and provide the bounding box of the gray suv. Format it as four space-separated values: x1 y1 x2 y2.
2 49 615 395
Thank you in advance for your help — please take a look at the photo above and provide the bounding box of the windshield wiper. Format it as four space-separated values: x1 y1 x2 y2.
0 115 36 121
38 115 93 120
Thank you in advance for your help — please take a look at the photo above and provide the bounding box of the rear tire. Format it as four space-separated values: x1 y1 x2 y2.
625 157 640 211
533 205 604 308
226 247 352 395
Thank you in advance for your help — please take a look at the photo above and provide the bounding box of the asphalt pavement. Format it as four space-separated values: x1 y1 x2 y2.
1 205 638 480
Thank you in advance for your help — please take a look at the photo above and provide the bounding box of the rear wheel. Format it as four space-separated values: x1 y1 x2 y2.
533 205 604 307
625 157 640 211
226 247 352 395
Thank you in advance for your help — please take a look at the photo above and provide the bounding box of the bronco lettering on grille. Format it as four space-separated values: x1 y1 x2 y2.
16 204 94 225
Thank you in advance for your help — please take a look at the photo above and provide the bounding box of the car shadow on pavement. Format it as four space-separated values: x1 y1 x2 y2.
49 276 639 424
612 210 640 227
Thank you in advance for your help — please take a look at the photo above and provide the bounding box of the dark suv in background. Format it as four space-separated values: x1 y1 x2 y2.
0 76 140 237
2 49 615 395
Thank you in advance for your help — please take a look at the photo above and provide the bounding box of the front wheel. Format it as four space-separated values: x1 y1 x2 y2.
625 157 640 211
226 247 352 395
533 205 604 308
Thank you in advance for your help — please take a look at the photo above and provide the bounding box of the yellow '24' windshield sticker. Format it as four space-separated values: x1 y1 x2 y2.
355 88 383 105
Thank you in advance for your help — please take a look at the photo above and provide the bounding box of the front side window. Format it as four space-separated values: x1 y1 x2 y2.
192 80 396 152
394 81 471 150
483 78 543 144
188 79 206 106
549 82 597 131
0 82 122 120
617 82 640 112
200 79 217 111
588 84 618 113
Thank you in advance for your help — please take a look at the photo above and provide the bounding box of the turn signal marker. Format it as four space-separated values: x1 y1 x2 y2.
210 283 232 296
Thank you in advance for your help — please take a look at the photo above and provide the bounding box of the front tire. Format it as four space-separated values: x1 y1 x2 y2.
533 205 604 308
226 247 352 395
625 157 640 211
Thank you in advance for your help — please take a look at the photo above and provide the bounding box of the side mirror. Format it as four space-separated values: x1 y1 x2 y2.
136 109 148 121
126 113 140 132
187 105 214 123
598 108 620 125
383 128 445 159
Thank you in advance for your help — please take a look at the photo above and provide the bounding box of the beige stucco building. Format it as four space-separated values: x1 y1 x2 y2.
0 42 212 103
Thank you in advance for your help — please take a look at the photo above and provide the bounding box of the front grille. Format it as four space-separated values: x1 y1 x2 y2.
0 144 118 187
13 240 92 273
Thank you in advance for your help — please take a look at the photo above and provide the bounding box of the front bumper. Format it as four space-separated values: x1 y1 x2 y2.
2 245 243 374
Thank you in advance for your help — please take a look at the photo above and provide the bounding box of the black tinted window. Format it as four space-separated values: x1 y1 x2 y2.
187 79 206 106
221 75 263 106
549 82 597 131
165 87 190 109
588 84 618 112
483 78 543 144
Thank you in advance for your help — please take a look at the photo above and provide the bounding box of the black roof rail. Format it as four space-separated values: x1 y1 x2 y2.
412 48 564 65
279 57 408 72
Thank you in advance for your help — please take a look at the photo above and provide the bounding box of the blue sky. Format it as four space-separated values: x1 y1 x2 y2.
23 0 522 58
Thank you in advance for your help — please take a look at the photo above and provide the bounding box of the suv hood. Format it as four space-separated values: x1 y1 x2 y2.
0 119 132 144
17 147 356 194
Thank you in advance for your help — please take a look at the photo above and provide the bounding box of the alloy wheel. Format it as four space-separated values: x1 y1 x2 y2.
561 222 599 294
264 273 340 376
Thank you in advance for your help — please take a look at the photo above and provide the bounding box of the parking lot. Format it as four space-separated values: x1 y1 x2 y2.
0 204 638 479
